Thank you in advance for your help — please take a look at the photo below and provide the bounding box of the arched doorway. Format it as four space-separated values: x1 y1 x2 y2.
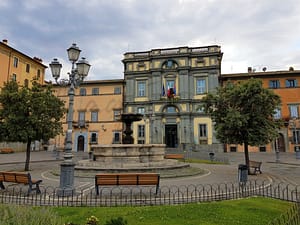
77 135 85 152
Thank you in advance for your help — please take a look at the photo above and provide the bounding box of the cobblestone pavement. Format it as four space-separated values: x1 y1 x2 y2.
0 150 299 192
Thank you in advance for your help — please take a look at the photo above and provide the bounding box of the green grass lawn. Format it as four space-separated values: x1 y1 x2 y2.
52 197 293 225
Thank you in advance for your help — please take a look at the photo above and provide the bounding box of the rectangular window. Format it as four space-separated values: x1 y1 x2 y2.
91 111 98 122
78 111 85 126
137 107 145 114
24 79 29 87
199 124 207 137
26 64 30 73
259 146 266 152
196 104 205 113
11 74 17 81
292 130 300 144
13 57 18 68
138 125 145 138
92 88 99 95
113 131 121 144
166 80 176 97
289 105 299 118
196 79 206 94
269 80 280 89
114 87 121 94
286 79 297 88
273 108 281 119
90 132 98 144
80 88 86 96
137 81 146 97
37 69 41 79
166 80 175 89
114 109 121 121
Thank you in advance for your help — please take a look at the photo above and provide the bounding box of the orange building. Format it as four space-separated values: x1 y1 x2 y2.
0 39 46 87
51 79 124 152
220 67 300 153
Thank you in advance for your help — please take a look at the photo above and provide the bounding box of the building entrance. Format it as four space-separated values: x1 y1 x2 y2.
278 133 285 152
77 135 85 151
165 125 178 148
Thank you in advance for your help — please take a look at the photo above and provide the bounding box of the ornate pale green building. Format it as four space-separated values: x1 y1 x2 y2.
123 46 223 151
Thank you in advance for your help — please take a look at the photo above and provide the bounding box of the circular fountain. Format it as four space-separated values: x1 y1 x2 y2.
76 113 188 172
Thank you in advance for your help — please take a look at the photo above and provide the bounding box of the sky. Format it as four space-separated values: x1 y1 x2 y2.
1 0 300 81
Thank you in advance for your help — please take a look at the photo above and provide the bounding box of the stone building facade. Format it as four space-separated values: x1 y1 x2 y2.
123 46 223 151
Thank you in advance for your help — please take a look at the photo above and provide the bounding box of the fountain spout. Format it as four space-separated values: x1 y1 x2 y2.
121 113 143 144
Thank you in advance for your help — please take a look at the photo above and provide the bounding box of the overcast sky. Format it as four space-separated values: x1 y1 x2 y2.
1 0 300 81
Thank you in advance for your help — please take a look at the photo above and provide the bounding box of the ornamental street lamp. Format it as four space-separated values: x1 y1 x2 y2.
49 43 91 196
289 118 300 160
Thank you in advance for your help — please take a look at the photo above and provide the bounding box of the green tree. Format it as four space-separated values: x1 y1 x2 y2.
0 80 66 171
203 78 282 173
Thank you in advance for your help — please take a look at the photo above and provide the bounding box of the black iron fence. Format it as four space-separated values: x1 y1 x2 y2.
0 180 299 207
1 180 299 224
268 202 300 225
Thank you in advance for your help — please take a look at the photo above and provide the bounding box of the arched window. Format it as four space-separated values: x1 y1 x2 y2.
164 106 178 113
24 79 29 87
162 59 178 69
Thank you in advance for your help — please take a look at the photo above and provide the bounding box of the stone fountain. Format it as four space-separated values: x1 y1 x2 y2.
76 113 188 172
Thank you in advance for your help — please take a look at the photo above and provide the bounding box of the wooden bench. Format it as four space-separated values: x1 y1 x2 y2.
0 148 14 154
249 160 262 174
164 154 184 160
95 173 160 195
0 171 42 194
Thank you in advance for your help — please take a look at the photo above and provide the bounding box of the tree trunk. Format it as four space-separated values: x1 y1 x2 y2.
244 142 250 175
24 139 31 171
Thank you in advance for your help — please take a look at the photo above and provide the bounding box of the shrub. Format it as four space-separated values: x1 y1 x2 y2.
105 217 127 225
86 216 99 225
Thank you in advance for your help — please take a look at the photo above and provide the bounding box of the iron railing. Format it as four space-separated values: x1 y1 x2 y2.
268 202 300 225
1 180 299 224
0 180 299 207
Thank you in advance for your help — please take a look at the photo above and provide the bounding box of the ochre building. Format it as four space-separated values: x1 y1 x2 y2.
221 67 300 153
52 79 124 152
0 39 46 87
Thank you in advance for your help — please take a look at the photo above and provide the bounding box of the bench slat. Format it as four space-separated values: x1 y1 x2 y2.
0 171 42 194
249 160 262 174
95 173 160 195
165 154 184 159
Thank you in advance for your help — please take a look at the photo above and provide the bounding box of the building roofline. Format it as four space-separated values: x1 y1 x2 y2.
48 78 125 86
221 69 300 78
0 40 48 68
123 45 222 61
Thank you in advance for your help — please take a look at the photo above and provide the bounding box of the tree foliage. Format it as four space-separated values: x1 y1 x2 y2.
203 78 282 170
0 80 66 171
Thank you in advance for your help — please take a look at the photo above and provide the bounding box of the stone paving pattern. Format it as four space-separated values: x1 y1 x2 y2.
0 150 299 192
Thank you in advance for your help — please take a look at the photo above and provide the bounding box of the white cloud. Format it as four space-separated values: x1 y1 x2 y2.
1 0 300 80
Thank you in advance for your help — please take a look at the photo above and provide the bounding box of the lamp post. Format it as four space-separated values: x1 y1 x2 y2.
49 43 91 196
290 118 300 160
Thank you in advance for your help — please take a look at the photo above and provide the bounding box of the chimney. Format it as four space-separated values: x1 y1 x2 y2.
2 39 8 45
33 57 43 63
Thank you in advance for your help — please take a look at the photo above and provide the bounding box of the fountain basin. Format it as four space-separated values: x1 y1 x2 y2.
75 144 189 171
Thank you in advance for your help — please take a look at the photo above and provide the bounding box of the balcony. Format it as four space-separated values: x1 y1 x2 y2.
73 120 89 128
